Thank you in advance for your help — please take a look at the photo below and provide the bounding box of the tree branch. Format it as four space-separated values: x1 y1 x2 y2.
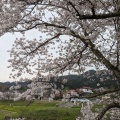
68 1 120 20
13 22 66 32
70 30 120 81
81 89 120 99
96 102 120 120
69 88 120 99
80 12 120 20
28 33 61 54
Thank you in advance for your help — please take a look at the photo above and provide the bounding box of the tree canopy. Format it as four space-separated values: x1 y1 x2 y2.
1 0 119 82
0 0 120 119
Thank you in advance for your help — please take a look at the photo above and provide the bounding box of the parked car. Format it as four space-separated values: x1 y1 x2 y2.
78 98 90 102
70 98 79 102
70 98 91 103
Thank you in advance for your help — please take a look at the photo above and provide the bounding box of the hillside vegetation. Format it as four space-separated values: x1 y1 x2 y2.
0 70 118 92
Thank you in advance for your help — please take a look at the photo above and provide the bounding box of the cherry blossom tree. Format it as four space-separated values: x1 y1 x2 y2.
0 0 120 119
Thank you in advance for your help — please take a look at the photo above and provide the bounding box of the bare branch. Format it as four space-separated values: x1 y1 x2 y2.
81 89 120 99
70 30 120 81
68 1 120 20
96 102 120 120
70 88 120 99
28 33 61 54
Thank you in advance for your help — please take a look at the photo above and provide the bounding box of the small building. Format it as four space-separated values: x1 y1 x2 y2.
81 86 93 93
102 96 110 102
66 90 79 97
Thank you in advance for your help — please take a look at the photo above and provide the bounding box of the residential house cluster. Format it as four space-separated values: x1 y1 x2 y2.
61 86 93 101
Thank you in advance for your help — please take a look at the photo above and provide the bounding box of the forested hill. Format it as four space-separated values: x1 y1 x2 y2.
59 70 118 89
0 70 118 91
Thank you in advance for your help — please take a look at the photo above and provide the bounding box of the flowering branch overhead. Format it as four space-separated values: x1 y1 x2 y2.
0 0 120 119
96 102 120 120
68 1 120 20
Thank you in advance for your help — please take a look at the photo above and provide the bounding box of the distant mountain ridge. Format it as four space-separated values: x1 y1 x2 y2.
60 70 118 89
0 70 118 92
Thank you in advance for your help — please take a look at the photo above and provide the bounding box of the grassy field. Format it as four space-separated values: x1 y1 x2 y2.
0 100 81 120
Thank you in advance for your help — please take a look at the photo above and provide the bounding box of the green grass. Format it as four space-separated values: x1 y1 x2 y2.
91 103 103 112
0 100 104 120
0 100 81 120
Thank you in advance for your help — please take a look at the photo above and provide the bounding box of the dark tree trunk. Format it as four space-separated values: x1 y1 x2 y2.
96 102 120 120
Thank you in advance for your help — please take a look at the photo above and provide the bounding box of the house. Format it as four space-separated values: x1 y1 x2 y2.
62 86 94 101
102 96 110 102
34 87 44 100
0 91 3 100
66 89 79 97
81 86 93 93
76 89 84 95
75 87 93 97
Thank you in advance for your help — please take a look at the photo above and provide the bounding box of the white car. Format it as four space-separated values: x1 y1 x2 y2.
78 98 90 102
70 98 79 102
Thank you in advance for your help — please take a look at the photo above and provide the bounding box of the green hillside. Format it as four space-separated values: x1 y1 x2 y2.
54 70 118 89
0 70 118 92
0 100 81 120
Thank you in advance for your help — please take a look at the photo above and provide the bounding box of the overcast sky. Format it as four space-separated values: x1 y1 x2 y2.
0 33 15 82
0 30 96 82
0 30 41 82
